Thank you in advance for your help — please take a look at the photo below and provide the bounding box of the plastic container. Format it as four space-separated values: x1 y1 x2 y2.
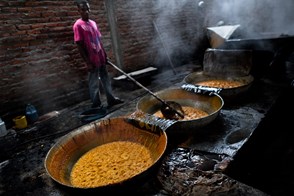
25 104 39 124
13 115 27 129
0 118 8 137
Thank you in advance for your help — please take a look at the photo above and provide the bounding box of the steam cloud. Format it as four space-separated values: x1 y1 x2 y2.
120 0 294 67
207 0 294 36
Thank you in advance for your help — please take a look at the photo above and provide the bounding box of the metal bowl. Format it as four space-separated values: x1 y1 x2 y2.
44 117 167 191
184 71 254 101
136 87 224 134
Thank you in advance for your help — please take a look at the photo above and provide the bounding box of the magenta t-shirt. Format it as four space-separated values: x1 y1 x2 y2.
73 18 106 67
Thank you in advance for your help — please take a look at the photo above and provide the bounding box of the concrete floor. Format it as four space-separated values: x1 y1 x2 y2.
1 62 292 195
1 63 199 153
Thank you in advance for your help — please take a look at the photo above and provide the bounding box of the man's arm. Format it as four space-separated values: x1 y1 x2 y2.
76 41 94 71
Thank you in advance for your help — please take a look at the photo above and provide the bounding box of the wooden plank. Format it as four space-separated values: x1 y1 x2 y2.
113 66 158 80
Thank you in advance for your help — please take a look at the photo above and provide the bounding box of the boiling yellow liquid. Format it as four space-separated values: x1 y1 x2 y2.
70 141 153 188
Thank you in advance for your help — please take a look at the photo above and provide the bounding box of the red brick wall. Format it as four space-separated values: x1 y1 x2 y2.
0 0 89 120
115 0 203 71
0 0 203 121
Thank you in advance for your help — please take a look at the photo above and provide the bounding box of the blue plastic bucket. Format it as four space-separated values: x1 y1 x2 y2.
26 104 39 124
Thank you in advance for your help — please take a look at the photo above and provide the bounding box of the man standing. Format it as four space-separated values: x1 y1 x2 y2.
73 0 123 109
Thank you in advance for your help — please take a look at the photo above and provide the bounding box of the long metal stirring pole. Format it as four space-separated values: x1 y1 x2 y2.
107 60 184 118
